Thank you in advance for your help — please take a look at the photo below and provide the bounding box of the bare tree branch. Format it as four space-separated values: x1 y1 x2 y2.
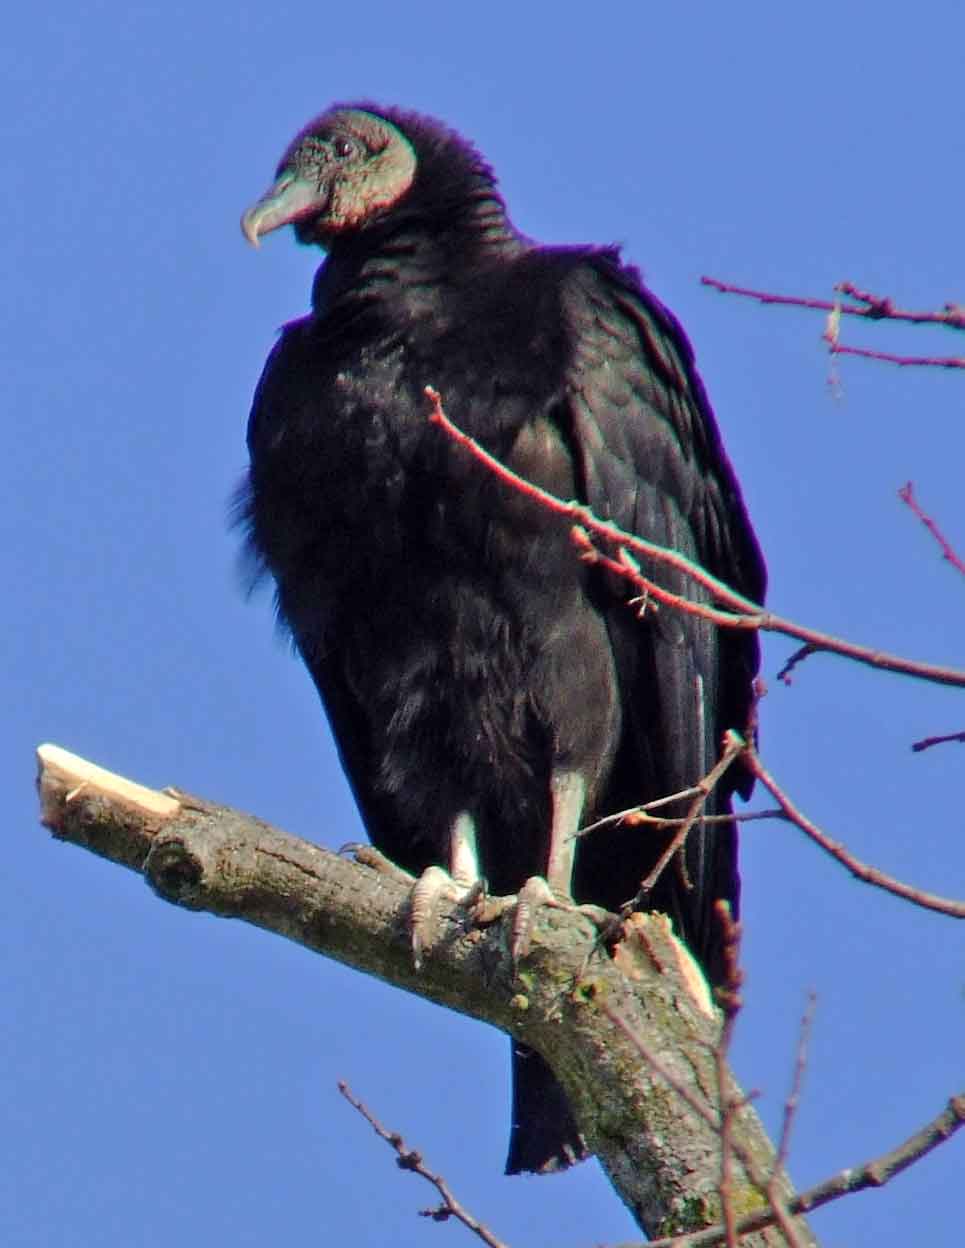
637 1094 965 1248
774 995 816 1175
338 1082 510 1248
911 730 965 754
701 277 965 369
35 743 813 1245
823 341 965 370
735 734 965 919
701 276 965 330
426 387 965 691
835 282 965 330
898 482 965 577
764 994 817 1248
631 735 745 908
711 902 745 1248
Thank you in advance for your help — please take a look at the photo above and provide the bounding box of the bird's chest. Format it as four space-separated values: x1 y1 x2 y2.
255 313 558 573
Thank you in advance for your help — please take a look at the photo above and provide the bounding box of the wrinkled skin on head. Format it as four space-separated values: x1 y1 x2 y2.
241 108 417 246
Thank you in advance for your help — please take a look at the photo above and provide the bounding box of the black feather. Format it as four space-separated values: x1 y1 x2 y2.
238 103 766 1175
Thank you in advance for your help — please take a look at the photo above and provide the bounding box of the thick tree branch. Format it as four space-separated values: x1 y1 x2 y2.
637 1093 965 1248
36 743 814 1246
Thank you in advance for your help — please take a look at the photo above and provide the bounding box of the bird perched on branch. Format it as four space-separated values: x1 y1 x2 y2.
237 103 765 1175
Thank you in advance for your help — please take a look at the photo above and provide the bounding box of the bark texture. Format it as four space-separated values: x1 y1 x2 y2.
36 743 815 1245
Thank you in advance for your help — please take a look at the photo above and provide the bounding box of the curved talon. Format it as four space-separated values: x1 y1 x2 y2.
509 882 616 966
409 865 456 969
511 877 562 963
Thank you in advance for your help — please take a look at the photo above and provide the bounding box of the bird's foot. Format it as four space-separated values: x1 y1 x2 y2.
344 846 477 969
507 878 614 964
409 865 483 970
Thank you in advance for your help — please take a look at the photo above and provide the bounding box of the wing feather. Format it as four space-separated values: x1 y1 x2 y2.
561 256 765 978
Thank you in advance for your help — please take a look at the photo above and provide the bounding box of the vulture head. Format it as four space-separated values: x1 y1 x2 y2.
241 104 502 248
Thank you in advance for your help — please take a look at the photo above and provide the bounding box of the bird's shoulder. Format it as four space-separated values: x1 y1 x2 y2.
552 251 764 604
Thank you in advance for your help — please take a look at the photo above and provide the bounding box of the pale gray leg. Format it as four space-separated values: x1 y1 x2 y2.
510 768 615 962
546 769 585 897
410 811 481 969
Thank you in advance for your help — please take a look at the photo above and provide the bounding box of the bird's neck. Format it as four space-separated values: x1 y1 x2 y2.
314 193 523 315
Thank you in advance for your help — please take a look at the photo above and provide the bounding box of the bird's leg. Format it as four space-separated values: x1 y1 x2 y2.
546 770 583 898
409 811 482 969
511 770 611 962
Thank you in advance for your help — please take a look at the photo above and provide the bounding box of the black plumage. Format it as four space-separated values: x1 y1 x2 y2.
237 104 766 1175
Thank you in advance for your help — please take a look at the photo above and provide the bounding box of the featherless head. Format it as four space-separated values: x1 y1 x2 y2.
241 103 500 248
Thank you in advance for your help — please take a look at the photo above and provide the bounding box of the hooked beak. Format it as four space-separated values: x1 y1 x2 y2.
240 170 328 247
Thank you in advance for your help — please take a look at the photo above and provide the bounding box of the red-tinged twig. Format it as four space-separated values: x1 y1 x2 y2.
774 994 816 1174
630 735 745 907
589 541 761 633
827 343 965 369
602 997 815 1247
911 730 965 753
702 276 856 317
337 1082 510 1248
898 482 965 576
702 276 965 331
703 277 965 369
426 386 965 692
837 282 965 330
617 915 955 1248
579 804 787 839
644 1093 965 1248
600 1001 724 1134
712 902 744 1248
764 994 817 1248
734 732 965 919
577 782 720 837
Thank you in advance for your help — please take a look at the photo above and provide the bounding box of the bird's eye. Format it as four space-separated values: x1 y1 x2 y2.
334 138 356 159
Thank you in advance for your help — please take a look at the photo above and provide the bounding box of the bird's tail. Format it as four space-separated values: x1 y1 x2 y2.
504 1041 588 1175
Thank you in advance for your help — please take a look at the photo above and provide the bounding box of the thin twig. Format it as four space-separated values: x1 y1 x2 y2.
774 994 816 1173
911 730 965 753
764 994 817 1248
337 1082 510 1248
599 1002 723 1135
712 902 744 1248
736 733 965 919
836 282 965 330
775 644 822 685
702 277 965 369
631 736 744 907
579 805 788 838
426 387 965 691
578 782 717 837
601 996 813 1247
898 482 965 576
702 276 965 331
828 343 965 369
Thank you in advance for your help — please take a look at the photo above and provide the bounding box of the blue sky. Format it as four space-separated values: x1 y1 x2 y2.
5 3 963 1244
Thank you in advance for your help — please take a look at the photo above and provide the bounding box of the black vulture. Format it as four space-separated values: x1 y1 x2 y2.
237 104 766 1175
